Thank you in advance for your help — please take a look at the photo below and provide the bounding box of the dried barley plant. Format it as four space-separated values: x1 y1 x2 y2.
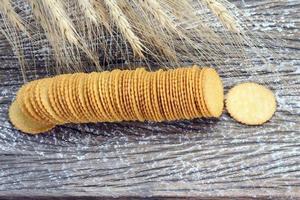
0 0 279 80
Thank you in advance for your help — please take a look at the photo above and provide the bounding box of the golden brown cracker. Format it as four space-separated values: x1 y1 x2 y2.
188 66 201 118
89 72 106 121
196 67 209 117
83 73 99 122
178 68 190 119
132 68 145 121
122 70 133 120
93 72 110 121
226 82 276 125
106 70 122 121
153 69 164 121
99 71 114 121
118 69 131 120
202 68 224 118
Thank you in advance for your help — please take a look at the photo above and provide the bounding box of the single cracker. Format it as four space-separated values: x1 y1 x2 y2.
161 69 170 120
169 70 178 120
153 69 164 121
96 71 113 121
144 71 156 121
191 66 202 117
137 68 147 120
118 70 131 120
83 73 99 122
173 68 184 119
99 71 114 122
197 67 210 117
106 70 122 121
202 68 224 117
226 82 276 125
9 101 55 134
122 70 134 120
89 72 106 121
113 69 126 120
178 68 190 119
186 66 199 118
132 68 145 121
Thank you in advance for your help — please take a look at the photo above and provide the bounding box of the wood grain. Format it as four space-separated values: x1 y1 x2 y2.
0 0 299 199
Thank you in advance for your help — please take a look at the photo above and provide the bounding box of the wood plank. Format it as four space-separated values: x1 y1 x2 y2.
0 0 299 198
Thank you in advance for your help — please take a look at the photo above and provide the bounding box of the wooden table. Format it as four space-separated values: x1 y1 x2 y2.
0 0 299 199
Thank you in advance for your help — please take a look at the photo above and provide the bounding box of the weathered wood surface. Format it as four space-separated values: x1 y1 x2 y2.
0 0 299 199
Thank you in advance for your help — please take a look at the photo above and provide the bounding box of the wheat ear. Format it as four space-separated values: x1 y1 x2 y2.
41 0 80 45
77 0 98 24
0 0 27 34
29 0 100 69
138 0 174 28
103 0 145 58
202 0 240 33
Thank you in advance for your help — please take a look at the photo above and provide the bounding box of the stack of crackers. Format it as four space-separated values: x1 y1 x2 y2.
9 66 224 134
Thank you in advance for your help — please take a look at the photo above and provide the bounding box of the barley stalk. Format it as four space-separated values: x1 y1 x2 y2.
103 0 145 58
202 0 240 33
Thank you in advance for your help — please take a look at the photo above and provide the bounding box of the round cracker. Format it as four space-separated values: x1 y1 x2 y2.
226 82 276 125
187 66 199 118
197 67 210 117
173 68 184 119
132 68 145 121
153 69 164 121
83 73 99 122
191 66 202 117
138 69 147 119
78 73 95 121
202 68 224 118
158 69 168 120
122 70 134 120
170 68 181 119
9 101 55 134
91 72 106 121
113 69 127 120
99 71 114 121
89 72 106 121
106 70 122 121
178 68 190 119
